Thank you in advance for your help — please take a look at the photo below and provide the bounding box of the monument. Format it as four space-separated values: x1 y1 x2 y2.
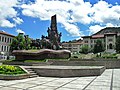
13 15 71 60
41 15 62 50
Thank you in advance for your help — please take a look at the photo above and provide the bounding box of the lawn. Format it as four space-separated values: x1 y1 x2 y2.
4 59 46 62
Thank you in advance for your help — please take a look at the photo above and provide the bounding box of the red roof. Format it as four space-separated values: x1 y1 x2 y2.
0 31 15 37
92 35 104 38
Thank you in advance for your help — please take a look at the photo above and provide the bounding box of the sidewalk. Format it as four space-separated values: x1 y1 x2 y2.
0 69 119 90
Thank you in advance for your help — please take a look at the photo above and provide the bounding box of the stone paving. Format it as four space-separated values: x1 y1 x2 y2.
0 69 120 90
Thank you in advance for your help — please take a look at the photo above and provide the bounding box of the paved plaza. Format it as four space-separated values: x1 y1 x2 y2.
0 69 120 90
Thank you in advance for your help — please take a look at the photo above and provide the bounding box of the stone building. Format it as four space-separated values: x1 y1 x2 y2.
82 27 120 52
0 31 15 56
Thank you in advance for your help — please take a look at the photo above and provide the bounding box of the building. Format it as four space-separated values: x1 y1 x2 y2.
0 31 15 56
62 40 83 53
82 27 120 52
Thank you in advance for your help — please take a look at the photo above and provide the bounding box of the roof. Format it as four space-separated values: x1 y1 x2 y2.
0 31 15 37
82 36 91 38
91 35 104 39
62 42 83 45
104 33 117 35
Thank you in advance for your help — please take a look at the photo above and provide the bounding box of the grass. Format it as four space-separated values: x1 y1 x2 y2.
71 53 120 59
4 59 46 62
0 65 26 75
71 53 96 59
24 59 46 62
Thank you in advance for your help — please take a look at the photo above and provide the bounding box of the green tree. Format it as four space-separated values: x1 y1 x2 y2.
80 45 89 54
10 33 31 51
24 35 32 50
93 40 104 53
115 36 120 53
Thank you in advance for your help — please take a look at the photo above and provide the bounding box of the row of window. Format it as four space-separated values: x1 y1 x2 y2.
0 36 12 43
0 45 10 52
85 39 113 44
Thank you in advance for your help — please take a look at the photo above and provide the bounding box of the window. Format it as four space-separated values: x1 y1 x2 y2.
4 46 6 51
7 38 9 43
7 46 9 51
10 38 11 43
109 39 112 41
5 37 7 42
0 36 1 42
91 45 93 48
91 40 93 43
1 46 3 51
85 40 88 43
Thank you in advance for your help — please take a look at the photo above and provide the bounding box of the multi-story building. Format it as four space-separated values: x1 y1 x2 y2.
62 40 83 53
82 27 120 52
0 31 15 56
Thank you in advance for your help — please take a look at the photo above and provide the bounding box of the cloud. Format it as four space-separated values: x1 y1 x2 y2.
13 17 23 24
0 0 23 28
88 25 105 34
1 20 15 28
91 1 120 26
21 0 120 36
21 0 83 36
16 29 25 34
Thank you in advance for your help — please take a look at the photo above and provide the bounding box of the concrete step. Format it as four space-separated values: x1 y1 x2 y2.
30 73 37 75
24 68 39 78
29 75 39 78
28 71 35 73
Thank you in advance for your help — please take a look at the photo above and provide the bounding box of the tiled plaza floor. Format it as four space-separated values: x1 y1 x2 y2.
0 69 120 90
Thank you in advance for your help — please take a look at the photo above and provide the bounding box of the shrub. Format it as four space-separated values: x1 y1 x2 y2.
73 56 78 58
80 45 89 54
0 65 26 75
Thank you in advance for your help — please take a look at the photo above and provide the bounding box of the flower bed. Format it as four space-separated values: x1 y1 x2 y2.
0 65 30 80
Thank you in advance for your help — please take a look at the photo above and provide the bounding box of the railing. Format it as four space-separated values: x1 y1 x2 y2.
0 55 15 60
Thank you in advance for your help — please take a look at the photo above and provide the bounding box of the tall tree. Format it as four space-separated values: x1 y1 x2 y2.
80 45 89 54
93 40 104 53
10 33 31 51
116 36 120 53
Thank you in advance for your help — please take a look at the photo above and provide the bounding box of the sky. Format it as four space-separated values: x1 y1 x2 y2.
0 0 120 41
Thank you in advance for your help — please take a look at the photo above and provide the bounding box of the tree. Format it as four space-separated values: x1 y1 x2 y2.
115 36 120 53
10 33 31 51
24 35 32 50
80 45 89 54
93 40 104 53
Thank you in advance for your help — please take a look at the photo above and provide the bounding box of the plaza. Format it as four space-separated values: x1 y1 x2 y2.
0 69 119 90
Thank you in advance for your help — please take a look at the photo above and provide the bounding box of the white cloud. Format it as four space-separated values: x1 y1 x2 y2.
16 29 25 34
0 0 23 28
91 1 120 26
1 20 15 28
21 0 120 36
13 17 23 24
89 25 105 34
33 21 36 23
21 0 83 36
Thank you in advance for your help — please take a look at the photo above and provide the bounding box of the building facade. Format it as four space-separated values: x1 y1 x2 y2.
62 40 83 53
0 31 15 56
82 27 120 52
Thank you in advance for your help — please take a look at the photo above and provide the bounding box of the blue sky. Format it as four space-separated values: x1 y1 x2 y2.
0 0 120 41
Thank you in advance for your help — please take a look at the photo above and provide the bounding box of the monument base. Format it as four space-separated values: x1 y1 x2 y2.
12 49 71 60
31 66 105 77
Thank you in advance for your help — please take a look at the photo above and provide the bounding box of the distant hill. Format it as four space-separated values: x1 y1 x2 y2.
93 27 120 35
